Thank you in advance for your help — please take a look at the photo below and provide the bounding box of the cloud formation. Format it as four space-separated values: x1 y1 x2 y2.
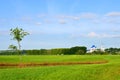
32 12 120 25
70 16 80 20
59 19 67 24
87 32 98 37
57 13 97 21
87 32 120 38
104 13 120 24
71 32 120 38
35 22 42 26
80 13 98 19
106 12 120 17
55 12 120 24
3 12 120 29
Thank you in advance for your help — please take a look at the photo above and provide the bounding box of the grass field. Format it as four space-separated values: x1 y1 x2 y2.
0 55 120 80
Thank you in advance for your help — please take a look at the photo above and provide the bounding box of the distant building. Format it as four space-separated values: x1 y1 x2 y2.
90 45 97 52
100 45 105 52
87 45 97 53
87 45 105 53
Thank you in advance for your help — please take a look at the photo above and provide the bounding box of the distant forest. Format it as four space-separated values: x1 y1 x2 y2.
0 46 120 55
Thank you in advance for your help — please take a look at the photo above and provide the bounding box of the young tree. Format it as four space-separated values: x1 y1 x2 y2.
10 27 29 54
8 44 17 50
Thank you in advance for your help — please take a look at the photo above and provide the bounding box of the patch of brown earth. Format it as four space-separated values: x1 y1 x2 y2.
0 60 108 68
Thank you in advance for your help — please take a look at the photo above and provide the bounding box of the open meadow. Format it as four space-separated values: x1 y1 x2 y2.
0 55 120 80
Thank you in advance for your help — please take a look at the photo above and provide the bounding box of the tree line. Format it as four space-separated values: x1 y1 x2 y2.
1 47 120 55
0 46 87 55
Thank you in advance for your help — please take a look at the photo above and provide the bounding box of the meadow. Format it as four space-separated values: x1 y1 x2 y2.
0 55 120 80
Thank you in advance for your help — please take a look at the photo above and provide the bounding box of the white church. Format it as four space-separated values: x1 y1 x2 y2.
87 45 105 53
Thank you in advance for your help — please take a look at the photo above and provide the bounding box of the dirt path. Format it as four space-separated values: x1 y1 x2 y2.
0 60 108 68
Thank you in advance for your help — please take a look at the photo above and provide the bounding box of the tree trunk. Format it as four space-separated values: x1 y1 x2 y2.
18 41 21 51
17 41 22 62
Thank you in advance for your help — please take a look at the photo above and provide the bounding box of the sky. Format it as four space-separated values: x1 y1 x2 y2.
0 0 120 50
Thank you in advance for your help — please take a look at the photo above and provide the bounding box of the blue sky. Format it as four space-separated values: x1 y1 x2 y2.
0 0 120 50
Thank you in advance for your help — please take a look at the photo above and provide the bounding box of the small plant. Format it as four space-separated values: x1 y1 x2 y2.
8 44 17 50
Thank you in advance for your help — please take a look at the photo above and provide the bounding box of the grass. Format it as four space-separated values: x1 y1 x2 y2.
0 55 120 80
0 55 106 63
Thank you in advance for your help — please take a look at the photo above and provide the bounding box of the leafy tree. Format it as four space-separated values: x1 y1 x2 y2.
10 27 29 54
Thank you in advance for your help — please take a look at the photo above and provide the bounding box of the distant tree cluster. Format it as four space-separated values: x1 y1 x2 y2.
1 47 120 55
87 48 120 55
105 48 120 55
0 46 87 55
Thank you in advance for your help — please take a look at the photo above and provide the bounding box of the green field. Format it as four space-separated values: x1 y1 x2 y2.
0 55 120 80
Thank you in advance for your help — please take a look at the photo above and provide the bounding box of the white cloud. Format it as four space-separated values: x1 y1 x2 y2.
56 15 80 21
57 13 97 20
71 32 120 38
102 12 120 24
80 13 98 19
87 32 120 38
70 16 80 20
59 19 67 24
44 19 51 24
103 16 120 24
35 22 42 26
106 12 120 17
87 32 98 37
70 32 99 38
